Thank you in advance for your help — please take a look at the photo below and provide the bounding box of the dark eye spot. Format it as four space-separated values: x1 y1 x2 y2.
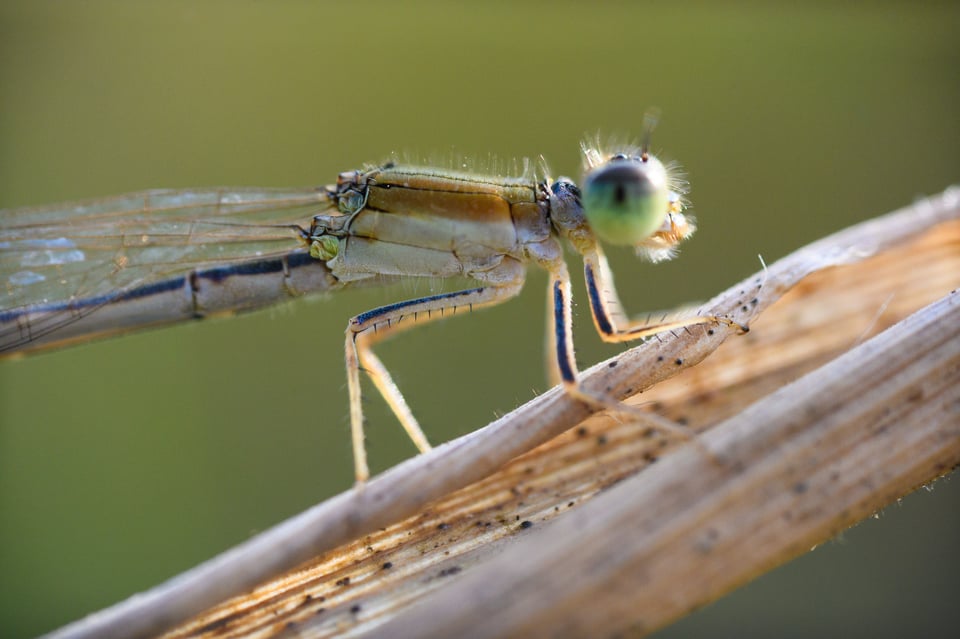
613 183 626 205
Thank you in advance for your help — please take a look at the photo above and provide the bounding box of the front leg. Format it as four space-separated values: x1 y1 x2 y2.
582 242 747 343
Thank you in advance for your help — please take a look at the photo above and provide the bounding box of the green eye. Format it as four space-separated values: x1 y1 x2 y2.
581 154 669 246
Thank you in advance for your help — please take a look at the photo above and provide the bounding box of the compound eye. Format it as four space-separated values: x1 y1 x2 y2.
581 155 670 246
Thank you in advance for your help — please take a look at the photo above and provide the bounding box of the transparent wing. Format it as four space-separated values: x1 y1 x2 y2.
1 187 335 311
0 189 346 357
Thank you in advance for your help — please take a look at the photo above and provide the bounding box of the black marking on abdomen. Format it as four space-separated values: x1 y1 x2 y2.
2 252 320 321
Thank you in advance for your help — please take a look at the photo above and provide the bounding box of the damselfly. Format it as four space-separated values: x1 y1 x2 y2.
0 125 743 482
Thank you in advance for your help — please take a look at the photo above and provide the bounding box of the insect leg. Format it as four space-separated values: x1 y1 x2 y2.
345 258 526 483
581 242 748 342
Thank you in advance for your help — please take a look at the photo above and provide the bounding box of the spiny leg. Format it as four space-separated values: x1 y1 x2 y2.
544 259 664 421
346 258 526 483
543 252 735 444
582 242 748 343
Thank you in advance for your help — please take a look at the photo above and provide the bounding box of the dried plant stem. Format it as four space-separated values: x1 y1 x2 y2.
374 291 959 638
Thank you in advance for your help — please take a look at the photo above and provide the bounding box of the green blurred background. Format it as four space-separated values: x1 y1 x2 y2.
1 2 957 637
